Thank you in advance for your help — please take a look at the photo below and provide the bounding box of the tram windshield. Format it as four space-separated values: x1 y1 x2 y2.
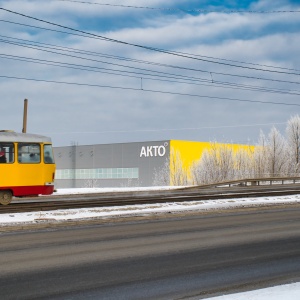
44 144 54 164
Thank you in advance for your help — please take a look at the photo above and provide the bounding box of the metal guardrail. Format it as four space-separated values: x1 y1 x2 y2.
1 177 300 214
182 176 300 190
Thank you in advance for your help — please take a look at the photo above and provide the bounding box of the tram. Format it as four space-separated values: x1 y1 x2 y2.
0 130 56 205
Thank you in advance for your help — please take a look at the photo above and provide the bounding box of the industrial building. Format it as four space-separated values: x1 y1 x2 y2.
53 140 250 189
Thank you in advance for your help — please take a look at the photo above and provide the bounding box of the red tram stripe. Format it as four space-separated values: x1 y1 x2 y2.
0 185 54 196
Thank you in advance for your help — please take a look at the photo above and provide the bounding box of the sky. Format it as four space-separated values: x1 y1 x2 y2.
0 0 300 147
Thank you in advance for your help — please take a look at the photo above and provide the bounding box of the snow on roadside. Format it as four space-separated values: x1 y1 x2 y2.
0 187 300 225
52 186 181 194
207 282 300 300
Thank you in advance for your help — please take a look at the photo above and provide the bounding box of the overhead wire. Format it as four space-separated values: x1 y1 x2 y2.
1 53 299 96
1 74 300 107
1 41 300 96
0 7 299 76
42 122 288 134
0 30 299 87
52 0 300 14
0 20 298 74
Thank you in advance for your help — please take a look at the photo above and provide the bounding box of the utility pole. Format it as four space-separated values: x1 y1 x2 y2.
22 98 28 133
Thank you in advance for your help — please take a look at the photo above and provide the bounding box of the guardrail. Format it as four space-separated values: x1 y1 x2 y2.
185 176 300 190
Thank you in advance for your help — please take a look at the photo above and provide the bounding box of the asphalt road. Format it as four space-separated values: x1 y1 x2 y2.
1 205 300 300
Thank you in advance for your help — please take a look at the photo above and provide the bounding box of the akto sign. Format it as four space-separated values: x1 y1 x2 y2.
140 144 167 158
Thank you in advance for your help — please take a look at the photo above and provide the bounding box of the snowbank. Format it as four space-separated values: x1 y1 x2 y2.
208 282 300 299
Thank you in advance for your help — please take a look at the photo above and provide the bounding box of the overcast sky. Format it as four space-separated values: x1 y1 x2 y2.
0 0 299 146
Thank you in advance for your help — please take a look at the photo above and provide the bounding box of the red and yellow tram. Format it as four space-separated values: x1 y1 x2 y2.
0 130 56 205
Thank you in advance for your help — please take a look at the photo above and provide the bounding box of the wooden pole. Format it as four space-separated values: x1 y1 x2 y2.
22 99 28 133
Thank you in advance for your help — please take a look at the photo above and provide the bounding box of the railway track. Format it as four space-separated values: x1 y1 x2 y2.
1 180 300 214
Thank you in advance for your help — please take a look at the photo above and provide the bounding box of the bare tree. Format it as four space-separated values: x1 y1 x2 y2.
169 148 188 186
263 127 288 177
191 150 216 185
152 148 189 186
191 142 236 184
252 131 269 178
234 147 254 179
156 116 300 187
286 115 300 175
84 179 99 188
152 157 170 186
215 143 235 181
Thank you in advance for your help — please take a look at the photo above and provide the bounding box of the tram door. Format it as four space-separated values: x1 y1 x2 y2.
17 143 44 186
0 142 15 187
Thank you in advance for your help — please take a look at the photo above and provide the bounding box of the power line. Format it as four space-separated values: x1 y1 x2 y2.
0 8 299 76
42 122 287 135
1 28 299 97
1 22 298 74
1 49 300 96
1 31 299 87
1 10 299 98
1 74 300 107
165 50 300 73
53 0 300 14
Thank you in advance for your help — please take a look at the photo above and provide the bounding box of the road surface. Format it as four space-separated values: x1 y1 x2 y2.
0 205 300 299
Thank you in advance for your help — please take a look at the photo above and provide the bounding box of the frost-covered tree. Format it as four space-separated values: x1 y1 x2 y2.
152 157 170 186
262 127 288 177
213 143 235 181
191 142 235 184
191 150 217 185
169 148 188 186
286 115 300 174
155 116 300 187
234 147 254 179
252 131 269 178
84 179 99 188
153 148 188 186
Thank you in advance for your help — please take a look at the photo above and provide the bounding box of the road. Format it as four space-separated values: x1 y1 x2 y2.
0 205 300 299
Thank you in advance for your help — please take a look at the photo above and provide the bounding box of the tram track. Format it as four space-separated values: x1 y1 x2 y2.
1 182 300 214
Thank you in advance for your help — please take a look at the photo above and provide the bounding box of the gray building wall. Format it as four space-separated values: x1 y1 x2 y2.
54 140 170 188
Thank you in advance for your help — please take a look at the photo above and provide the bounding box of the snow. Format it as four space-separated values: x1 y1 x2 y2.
1 186 300 299
0 186 300 225
208 282 300 300
53 186 179 194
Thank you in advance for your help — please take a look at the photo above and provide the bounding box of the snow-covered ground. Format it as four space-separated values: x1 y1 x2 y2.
1 186 300 225
208 282 300 300
1 187 300 299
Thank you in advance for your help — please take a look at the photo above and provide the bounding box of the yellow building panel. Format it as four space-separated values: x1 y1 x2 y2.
170 140 253 168
169 140 254 185
170 140 212 169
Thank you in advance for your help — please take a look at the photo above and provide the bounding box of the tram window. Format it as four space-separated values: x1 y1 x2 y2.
18 143 41 164
0 143 14 163
44 144 54 164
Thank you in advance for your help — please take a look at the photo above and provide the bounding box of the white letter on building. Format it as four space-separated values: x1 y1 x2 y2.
158 146 166 157
140 147 147 157
146 146 153 157
152 146 159 156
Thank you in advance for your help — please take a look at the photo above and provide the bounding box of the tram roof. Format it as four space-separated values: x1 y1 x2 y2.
0 131 52 143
